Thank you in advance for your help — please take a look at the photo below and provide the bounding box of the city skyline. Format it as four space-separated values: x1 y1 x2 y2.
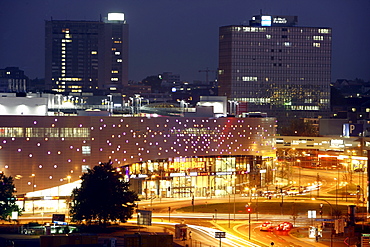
0 0 369 83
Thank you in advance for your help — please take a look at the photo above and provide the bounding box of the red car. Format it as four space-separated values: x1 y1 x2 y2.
276 222 293 231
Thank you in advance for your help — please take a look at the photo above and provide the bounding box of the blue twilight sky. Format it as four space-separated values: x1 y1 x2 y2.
0 0 369 83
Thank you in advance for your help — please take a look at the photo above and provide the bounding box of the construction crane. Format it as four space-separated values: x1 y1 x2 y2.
198 67 215 85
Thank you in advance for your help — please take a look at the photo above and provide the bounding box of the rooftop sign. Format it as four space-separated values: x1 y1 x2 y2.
108 13 125 21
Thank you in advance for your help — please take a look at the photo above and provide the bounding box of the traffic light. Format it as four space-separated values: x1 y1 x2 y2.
247 207 252 213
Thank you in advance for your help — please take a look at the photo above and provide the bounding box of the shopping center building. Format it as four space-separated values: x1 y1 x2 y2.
0 114 276 213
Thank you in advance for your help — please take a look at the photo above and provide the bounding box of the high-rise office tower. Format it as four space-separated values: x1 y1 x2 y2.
45 13 128 93
218 14 331 122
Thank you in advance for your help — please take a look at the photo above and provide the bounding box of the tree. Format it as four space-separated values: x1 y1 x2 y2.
69 161 139 225
279 119 318 136
0 172 22 221
142 75 163 93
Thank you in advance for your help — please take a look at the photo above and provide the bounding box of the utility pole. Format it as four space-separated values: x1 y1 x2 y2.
198 67 215 85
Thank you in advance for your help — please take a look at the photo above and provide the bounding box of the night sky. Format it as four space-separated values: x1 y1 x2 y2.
1 0 369 83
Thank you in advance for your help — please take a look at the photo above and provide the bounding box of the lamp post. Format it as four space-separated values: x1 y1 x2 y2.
315 198 334 247
228 193 231 228
31 174 35 215
297 159 301 191
334 177 338 209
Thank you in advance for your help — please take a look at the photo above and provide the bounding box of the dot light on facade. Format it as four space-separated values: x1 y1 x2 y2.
0 115 276 201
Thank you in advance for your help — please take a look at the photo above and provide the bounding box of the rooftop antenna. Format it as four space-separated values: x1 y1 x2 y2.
260 9 263 15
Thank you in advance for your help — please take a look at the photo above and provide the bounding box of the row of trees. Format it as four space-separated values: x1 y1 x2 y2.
0 161 139 225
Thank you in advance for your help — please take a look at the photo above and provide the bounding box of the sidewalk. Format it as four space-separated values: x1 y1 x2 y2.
288 227 356 247
289 227 337 247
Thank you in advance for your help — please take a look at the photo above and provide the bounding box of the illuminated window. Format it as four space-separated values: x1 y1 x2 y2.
114 41 122 44
313 43 321 47
313 36 323 41
117 59 122 63
111 70 119 74
111 78 119 81
242 76 257 81
266 34 271 39
318 29 330 34
91 51 97 54
115 51 121 55
82 146 91 155
0 128 23 137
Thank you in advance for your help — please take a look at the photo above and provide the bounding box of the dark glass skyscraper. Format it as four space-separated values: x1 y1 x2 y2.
45 13 128 93
218 14 332 122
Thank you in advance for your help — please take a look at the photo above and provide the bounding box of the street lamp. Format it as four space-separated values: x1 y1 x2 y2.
30 174 35 215
334 177 338 208
297 159 301 192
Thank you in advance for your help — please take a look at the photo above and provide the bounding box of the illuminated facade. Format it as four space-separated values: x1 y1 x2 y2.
0 116 276 198
218 14 332 122
45 13 128 93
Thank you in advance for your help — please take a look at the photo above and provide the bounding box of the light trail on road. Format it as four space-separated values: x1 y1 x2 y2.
153 221 261 247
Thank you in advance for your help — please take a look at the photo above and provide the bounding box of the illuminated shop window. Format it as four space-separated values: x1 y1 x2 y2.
0 128 23 137
82 146 91 155
0 127 90 138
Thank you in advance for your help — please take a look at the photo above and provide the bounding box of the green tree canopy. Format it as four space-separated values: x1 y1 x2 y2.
0 172 22 221
69 161 139 225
